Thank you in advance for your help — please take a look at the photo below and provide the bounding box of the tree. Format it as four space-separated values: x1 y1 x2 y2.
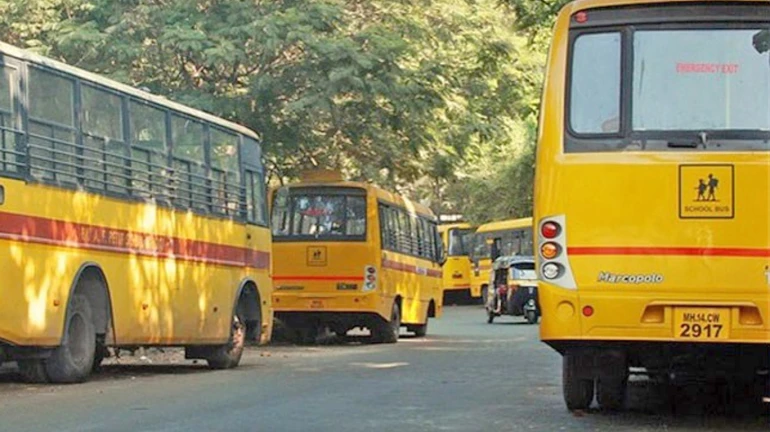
0 0 551 221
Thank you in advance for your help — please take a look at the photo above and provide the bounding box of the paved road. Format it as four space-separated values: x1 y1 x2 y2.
0 305 767 431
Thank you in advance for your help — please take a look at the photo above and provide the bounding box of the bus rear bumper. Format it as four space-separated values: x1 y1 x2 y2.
539 286 769 345
272 291 388 319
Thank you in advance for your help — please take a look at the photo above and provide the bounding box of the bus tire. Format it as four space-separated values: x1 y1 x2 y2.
46 294 96 383
412 319 428 337
596 377 627 411
373 302 400 344
17 360 49 383
563 352 594 411
206 315 245 370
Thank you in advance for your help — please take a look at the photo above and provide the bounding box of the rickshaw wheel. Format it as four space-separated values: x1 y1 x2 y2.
526 310 539 324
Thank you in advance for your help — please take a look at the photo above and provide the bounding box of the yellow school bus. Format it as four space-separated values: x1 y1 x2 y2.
470 218 533 302
438 222 474 298
536 0 770 411
271 172 444 343
0 41 272 383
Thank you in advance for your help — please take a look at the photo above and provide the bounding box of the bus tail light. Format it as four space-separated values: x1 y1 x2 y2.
538 215 576 289
540 242 560 259
541 221 560 239
363 265 377 291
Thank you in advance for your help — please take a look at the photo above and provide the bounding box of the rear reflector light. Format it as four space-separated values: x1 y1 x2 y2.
582 305 594 317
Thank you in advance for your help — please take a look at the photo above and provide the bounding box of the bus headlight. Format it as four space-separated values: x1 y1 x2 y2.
542 262 561 280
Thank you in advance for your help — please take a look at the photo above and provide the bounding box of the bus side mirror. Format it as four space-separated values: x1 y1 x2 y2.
439 245 448 266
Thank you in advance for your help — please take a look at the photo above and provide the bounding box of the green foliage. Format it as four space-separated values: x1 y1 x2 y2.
0 0 556 223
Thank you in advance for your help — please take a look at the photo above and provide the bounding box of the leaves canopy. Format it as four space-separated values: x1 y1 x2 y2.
0 0 557 224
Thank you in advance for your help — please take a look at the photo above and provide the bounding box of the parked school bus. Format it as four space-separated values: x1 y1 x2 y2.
270 171 445 344
470 218 534 303
535 0 770 410
0 41 272 383
438 222 474 299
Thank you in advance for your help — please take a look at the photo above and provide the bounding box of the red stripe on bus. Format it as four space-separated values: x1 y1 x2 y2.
0 211 270 269
568 246 770 258
273 275 365 281
381 258 442 278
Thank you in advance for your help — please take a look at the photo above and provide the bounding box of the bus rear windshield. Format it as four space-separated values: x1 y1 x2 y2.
272 189 366 241
568 25 770 151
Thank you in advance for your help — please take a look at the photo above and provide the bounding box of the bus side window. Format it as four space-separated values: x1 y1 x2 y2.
0 64 19 175
396 209 409 255
240 136 266 224
378 204 388 248
416 217 428 258
129 100 168 200
210 128 240 216
432 222 442 263
81 84 126 193
28 67 77 184
171 114 206 210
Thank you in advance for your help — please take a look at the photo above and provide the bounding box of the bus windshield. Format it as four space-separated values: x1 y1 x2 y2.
272 188 367 240
570 26 770 148
470 228 533 261
447 228 473 256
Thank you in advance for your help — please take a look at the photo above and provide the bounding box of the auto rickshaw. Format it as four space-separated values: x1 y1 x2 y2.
484 254 539 324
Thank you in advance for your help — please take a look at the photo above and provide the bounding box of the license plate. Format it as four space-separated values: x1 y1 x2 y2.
674 307 729 340
309 299 324 309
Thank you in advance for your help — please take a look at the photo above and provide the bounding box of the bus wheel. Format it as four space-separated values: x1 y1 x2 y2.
206 315 245 370
372 302 400 344
596 377 627 411
45 294 96 383
563 352 594 411
17 360 49 383
411 313 429 337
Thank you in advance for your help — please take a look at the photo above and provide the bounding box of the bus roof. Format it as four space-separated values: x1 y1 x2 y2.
438 222 473 233
275 180 437 220
476 217 533 234
0 41 259 140
562 0 763 14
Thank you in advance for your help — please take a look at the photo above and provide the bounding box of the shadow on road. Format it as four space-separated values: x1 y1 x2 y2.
573 377 769 429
